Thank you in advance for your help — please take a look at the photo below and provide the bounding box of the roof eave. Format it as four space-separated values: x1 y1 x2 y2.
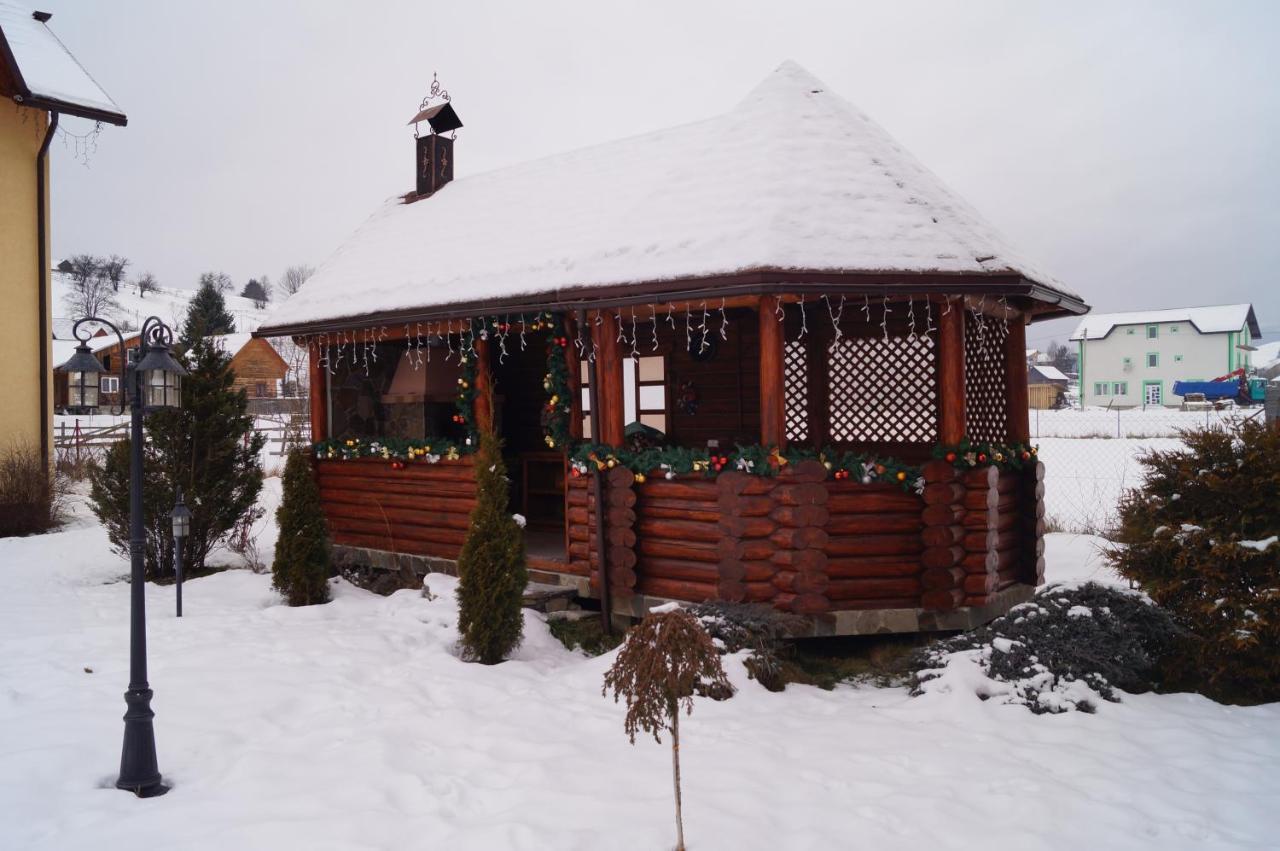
15 92 127 125
254 269 1089 339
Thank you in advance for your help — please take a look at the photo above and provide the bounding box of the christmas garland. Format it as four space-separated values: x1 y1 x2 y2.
932 438 1039 471
452 322 478 441
537 313 573 450
313 436 473 466
569 443 925 492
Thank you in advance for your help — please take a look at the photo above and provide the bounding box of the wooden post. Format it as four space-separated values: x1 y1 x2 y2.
307 339 328 443
594 310 625 446
759 295 786 449
936 297 966 444
474 336 493 433
565 313 583 440
1005 313 1030 442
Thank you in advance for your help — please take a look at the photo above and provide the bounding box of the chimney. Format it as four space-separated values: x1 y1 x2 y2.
408 101 463 198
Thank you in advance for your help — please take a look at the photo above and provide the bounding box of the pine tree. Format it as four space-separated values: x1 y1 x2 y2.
455 384 528 664
89 335 265 578
1109 420 1280 703
272 448 331 605
603 607 732 851
180 275 237 349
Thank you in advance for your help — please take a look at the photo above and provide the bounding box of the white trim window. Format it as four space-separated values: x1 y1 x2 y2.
100 376 120 394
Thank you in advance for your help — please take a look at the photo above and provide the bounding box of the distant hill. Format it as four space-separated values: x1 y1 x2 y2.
51 271 272 340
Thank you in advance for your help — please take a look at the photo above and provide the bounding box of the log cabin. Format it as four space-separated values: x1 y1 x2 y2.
256 62 1090 635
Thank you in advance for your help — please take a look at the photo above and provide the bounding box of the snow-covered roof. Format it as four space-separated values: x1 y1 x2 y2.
51 330 140 370
1070 304 1259 341
0 3 126 124
210 333 254 356
260 61 1080 334
1031 364 1069 382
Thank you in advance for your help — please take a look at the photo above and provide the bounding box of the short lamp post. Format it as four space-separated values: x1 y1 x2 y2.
72 315 187 798
171 490 191 618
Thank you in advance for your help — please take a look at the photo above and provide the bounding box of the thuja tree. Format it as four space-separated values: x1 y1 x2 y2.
1109 420 1280 703
90 336 265 579
603 606 732 851
272 448 331 606
455 384 528 664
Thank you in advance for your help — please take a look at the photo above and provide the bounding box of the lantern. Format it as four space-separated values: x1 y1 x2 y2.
62 343 104 411
135 342 186 410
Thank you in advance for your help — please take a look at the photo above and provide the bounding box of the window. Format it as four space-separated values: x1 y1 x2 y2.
632 355 667 433
102 354 112 371
1174 354 1183 363
1147 325 1159 339
1094 382 1109 397
255 382 268 398
1147 352 1159 368
100 376 119 394
126 347 140 364
580 355 668 437
1112 382 1127 395
1126 328 1136 335
1170 325 1179 334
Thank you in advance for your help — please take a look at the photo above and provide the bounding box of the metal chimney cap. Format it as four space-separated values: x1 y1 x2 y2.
407 101 463 135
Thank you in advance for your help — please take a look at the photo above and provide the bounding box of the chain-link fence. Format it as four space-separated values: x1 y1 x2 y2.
1035 407 1265 535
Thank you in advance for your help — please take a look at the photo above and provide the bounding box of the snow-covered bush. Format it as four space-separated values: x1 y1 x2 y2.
1109 420 1280 703
687 601 807 692
910 583 1181 713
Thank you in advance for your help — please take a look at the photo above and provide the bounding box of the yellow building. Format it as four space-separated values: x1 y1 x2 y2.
0 4 126 462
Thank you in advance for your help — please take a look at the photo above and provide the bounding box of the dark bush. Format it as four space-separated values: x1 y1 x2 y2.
1108 420 1280 703
88 336 265 579
687 601 808 692
455 392 528 664
911 582 1182 713
0 444 64 537
271 449 331 606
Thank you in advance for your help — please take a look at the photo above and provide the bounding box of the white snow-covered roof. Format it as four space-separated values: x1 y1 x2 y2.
1031 364 1069 382
261 61 1078 334
210 333 254 356
0 2 126 123
1070 304 1260 341
51 330 140 370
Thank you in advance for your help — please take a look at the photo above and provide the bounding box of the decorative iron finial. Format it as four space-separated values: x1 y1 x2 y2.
409 72 461 139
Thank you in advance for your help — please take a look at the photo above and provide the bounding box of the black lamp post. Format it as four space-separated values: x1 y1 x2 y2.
171 489 191 618
72 315 186 798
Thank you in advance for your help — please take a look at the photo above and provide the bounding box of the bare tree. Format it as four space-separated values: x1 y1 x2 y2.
1047 340 1077 373
101 255 130 292
61 255 117 318
199 271 234 295
134 271 158 299
279 264 315 296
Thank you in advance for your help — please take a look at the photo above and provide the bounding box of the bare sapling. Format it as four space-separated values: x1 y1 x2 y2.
602 606 731 850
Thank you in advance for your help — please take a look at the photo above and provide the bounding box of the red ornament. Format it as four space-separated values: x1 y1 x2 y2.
977 453 987 463
570 467 581 478
1021 451 1030 461
945 451 957 463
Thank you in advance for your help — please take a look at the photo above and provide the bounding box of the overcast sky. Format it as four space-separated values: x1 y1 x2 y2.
40 0 1280 346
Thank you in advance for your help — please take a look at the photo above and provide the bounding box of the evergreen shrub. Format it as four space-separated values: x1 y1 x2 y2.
272 448 331 605
910 582 1182 713
455 397 528 664
89 336 265 579
1109 420 1280 703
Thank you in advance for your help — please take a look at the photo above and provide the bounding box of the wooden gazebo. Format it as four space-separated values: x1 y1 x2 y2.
257 62 1088 634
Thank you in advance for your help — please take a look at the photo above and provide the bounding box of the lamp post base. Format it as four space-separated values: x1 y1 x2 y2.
116 686 168 797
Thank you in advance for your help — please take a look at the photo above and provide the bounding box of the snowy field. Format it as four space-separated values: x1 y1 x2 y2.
1030 406 1252 439
1038 437 1184 534
2 489 1279 849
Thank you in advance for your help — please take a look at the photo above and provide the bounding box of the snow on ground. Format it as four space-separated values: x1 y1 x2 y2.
2 494 1278 849
52 272 270 338
1039 437 1184 534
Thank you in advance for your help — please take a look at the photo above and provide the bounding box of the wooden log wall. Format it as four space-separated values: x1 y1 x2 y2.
566 467 639 591
823 478 924 610
1021 461 1047 586
316 458 476 560
918 460 966 611
632 476 724 603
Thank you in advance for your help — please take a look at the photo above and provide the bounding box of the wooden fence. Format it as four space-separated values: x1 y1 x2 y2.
54 416 310 467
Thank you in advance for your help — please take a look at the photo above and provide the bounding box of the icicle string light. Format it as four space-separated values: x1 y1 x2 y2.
719 297 729 341
881 294 892 343
650 304 659 351
823 294 846 343
798 294 808 339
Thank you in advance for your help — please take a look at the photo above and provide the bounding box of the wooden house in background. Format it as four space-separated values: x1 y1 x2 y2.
210 334 289 399
257 62 1089 634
